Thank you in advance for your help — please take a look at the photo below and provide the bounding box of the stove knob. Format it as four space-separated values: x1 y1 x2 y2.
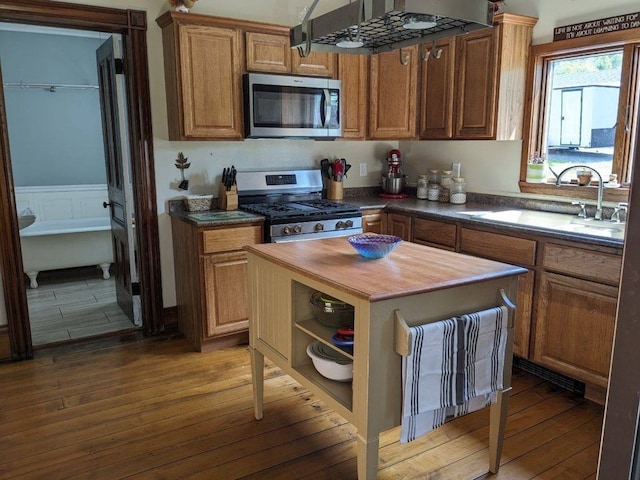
293 224 302 234
315 223 324 231
345 220 353 228
282 226 291 235
336 221 345 229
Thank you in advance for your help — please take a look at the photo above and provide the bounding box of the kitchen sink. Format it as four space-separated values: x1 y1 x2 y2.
470 209 625 240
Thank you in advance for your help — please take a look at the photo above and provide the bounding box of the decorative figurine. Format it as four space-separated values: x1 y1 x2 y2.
168 0 198 13
175 152 191 190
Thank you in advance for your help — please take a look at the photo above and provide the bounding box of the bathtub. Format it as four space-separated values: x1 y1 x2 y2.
20 217 113 288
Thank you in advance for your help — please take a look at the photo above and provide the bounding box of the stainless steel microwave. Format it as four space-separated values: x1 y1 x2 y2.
243 73 342 139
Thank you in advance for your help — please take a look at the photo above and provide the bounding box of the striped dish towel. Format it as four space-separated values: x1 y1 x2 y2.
400 306 508 444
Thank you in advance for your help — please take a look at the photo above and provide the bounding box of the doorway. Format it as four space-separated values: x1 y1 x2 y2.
1 25 139 346
0 1 163 360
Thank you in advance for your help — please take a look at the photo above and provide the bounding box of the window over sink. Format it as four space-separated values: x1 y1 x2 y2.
520 27 640 204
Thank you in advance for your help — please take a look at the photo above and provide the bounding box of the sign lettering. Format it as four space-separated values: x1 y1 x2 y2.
554 11 640 41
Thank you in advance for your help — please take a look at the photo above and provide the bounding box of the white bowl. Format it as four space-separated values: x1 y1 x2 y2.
306 342 353 382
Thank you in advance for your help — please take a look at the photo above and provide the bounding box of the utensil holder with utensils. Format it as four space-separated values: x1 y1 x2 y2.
218 184 238 210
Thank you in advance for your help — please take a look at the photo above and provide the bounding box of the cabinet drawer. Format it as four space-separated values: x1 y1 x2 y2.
542 243 621 286
460 228 536 266
202 226 262 254
413 218 456 248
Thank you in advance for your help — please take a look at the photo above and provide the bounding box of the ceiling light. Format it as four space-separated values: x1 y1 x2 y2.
336 38 365 48
403 14 438 30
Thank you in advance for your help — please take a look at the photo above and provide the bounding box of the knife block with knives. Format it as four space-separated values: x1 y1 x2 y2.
218 166 238 210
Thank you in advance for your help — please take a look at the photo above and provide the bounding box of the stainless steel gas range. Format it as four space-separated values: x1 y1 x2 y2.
236 169 362 242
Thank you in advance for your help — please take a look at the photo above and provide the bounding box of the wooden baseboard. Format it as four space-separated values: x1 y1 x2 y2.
0 325 11 361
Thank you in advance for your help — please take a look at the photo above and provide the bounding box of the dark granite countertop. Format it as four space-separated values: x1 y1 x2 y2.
342 195 624 249
168 195 624 249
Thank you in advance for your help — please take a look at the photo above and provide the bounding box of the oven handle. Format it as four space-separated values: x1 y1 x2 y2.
271 227 362 243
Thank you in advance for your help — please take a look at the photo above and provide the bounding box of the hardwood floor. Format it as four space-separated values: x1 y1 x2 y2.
26 267 136 346
0 335 603 479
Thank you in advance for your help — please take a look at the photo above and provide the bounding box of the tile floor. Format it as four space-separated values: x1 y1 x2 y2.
26 266 136 346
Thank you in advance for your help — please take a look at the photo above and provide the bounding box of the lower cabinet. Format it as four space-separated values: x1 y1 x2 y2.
204 252 251 338
533 243 622 396
459 227 536 359
381 212 622 401
361 209 386 234
533 271 618 389
386 213 412 240
171 217 262 351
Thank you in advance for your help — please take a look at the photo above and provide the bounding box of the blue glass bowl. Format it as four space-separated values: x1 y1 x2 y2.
347 234 402 259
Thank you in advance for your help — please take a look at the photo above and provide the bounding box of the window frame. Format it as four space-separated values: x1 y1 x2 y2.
520 28 640 204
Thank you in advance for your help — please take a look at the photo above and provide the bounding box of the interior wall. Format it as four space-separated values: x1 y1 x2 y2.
1 0 638 329
0 30 107 186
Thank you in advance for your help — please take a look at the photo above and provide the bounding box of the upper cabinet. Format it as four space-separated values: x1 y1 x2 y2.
369 45 419 140
245 31 291 73
245 31 336 77
291 51 336 77
419 37 456 139
338 54 369 140
420 14 538 140
157 13 244 141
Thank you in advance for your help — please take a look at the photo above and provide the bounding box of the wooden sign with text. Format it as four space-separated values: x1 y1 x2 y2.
554 12 640 41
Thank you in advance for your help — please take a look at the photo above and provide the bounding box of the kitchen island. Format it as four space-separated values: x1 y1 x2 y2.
245 237 526 480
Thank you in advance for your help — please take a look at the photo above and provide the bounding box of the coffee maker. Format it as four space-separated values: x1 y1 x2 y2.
381 149 407 197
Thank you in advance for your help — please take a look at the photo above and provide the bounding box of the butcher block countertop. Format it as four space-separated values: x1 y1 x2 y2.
244 237 527 302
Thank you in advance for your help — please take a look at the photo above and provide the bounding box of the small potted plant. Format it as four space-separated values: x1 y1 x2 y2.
526 152 547 183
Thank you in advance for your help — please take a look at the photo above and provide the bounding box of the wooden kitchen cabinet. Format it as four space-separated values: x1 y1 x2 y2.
419 37 456 139
157 12 244 140
533 243 622 394
245 31 336 77
369 45 419 139
291 50 336 77
245 31 291 73
338 54 369 139
412 217 457 250
533 271 618 390
459 227 536 358
171 217 262 351
361 209 386 234
420 14 537 140
386 213 412 240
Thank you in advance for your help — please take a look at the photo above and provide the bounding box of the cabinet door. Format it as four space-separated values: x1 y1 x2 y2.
419 37 456 139
176 24 244 139
533 272 617 388
291 51 336 77
361 210 386 234
386 213 412 240
454 27 498 139
245 31 291 73
513 270 534 358
204 252 250 338
338 54 369 139
369 46 419 139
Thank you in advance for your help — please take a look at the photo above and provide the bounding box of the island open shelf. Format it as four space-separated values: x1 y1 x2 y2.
246 237 526 480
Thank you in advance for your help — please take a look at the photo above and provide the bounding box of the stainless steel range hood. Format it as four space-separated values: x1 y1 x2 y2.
290 0 494 56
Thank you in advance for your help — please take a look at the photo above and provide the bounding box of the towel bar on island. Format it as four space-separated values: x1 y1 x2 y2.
393 288 517 474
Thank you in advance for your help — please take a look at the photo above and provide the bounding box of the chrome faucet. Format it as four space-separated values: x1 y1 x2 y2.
555 165 604 220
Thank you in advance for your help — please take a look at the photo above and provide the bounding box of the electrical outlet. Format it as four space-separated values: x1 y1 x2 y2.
359 163 367 176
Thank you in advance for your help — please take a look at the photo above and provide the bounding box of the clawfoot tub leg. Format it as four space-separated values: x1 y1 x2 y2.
26 271 39 289
98 263 111 280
